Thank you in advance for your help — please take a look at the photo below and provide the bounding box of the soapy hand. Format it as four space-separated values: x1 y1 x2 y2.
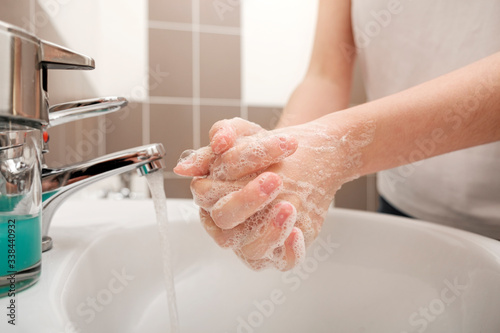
174 117 374 271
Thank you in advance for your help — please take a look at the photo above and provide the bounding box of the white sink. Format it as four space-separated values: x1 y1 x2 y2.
2 199 500 333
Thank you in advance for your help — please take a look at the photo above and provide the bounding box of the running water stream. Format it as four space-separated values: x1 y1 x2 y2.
146 171 179 332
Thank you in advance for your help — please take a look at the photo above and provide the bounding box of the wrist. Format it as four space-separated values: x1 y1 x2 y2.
307 108 376 182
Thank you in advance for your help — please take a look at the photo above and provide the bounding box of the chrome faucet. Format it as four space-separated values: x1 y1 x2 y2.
41 144 165 251
0 20 166 257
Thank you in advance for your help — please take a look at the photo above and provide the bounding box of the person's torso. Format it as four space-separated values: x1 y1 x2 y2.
351 0 500 237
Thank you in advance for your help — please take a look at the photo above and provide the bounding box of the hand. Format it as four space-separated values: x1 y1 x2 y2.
175 118 304 270
174 117 374 270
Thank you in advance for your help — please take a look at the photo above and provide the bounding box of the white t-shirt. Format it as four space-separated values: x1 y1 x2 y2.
351 0 500 238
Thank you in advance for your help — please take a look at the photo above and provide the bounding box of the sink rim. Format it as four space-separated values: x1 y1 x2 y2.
4 198 500 333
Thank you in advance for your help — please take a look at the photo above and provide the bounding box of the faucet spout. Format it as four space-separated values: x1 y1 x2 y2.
41 143 166 251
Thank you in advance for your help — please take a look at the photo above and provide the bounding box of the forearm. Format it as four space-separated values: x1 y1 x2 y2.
277 0 355 128
318 52 500 177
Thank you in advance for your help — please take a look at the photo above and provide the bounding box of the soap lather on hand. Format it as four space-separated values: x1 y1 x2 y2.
174 117 373 271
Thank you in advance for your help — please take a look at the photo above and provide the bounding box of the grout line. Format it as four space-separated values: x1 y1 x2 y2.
240 104 248 120
241 102 286 109
240 0 246 114
75 121 82 155
198 24 240 35
144 9 151 147
149 20 240 35
148 96 241 106
98 117 106 156
147 96 192 105
142 102 150 145
192 0 201 149
366 173 377 211
239 2 246 119
193 104 200 149
164 171 189 179
149 20 191 31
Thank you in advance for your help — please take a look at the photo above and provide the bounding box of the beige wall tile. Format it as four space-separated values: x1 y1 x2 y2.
31 0 103 169
200 0 240 27
44 122 78 167
150 104 193 171
78 117 101 161
47 72 98 106
149 0 191 23
105 102 143 153
350 59 367 106
247 106 283 130
335 176 368 211
40 2 99 105
200 33 240 99
164 178 193 198
0 0 31 29
200 105 240 147
149 29 193 97
45 117 105 167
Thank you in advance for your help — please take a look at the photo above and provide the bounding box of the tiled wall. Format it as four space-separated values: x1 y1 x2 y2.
0 0 102 169
130 0 377 211
108 0 245 198
0 0 378 211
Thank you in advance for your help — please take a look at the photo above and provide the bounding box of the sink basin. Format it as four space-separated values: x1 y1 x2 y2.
2 199 500 332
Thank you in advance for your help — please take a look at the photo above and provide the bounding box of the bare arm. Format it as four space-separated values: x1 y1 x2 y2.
277 0 355 127
319 51 500 178
181 51 500 179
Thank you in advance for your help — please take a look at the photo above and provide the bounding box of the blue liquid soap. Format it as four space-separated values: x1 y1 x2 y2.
0 197 42 296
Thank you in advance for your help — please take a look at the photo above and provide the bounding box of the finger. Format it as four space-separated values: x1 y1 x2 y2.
209 118 264 154
211 172 282 229
173 146 215 177
274 227 306 271
190 177 246 210
200 209 247 248
240 202 296 260
211 134 298 180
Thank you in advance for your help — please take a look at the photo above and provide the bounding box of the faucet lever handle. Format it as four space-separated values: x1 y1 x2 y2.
40 40 95 70
48 96 128 127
